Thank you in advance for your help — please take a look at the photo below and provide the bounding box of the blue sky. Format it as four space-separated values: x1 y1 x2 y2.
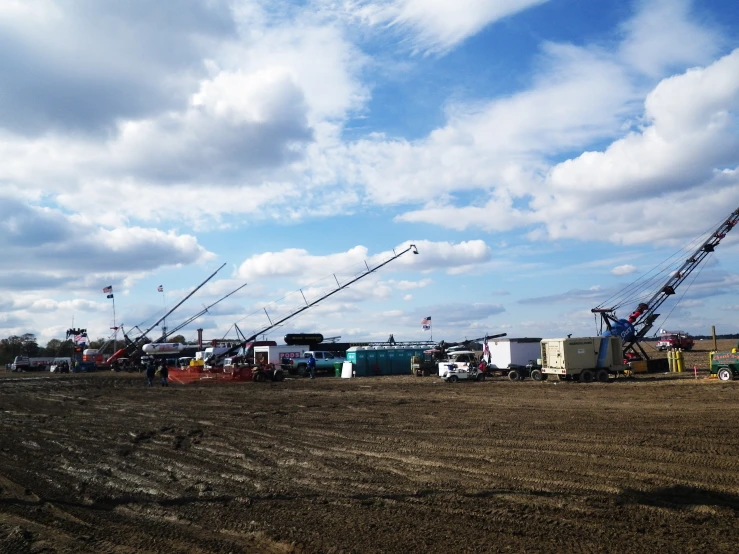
1 0 739 348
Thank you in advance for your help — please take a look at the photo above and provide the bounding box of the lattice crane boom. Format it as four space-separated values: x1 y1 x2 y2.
592 207 739 359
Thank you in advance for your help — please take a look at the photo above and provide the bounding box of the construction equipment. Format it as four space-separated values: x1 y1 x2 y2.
540 336 627 382
176 244 420 382
592 207 739 365
105 264 226 365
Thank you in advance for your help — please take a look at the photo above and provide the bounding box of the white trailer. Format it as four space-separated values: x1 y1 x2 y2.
252 344 310 366
483 338 542 369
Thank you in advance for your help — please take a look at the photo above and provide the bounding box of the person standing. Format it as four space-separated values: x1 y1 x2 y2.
145 361 156 387
160 362 169 387
307 353 316 379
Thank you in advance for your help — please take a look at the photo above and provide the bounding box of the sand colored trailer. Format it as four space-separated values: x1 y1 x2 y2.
540 336 628 382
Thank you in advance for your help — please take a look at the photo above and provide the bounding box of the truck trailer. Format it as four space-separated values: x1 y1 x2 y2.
483 337 542 369
540 336 627 382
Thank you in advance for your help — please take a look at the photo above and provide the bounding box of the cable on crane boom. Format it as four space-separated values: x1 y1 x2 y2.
207 244 420 366
592 206 739 360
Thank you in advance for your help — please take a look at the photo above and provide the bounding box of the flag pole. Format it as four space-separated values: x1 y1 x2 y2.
112 294 117 354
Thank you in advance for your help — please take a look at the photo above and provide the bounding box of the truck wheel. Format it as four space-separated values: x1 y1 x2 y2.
579 369 594 383
253 371 266 383
508 370 521 382
476 373 486 382
448 375 459 383
596 369 609 383
530 369 543 381
296 364 307 376
272 371 285 382
717 367 734 381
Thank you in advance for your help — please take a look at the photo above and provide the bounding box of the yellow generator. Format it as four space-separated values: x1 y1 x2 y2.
540 336 628 382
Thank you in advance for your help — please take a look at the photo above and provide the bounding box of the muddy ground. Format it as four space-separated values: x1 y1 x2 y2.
1 340 738 553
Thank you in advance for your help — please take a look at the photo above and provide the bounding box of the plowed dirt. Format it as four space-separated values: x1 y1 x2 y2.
1 340 738 553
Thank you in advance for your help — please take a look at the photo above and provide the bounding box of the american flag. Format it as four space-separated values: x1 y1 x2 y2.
421 316 431 331
157 285 164 292
102 285 112 293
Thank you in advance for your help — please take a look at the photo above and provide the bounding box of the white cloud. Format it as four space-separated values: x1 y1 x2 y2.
390 278 432 290
619 0 719 77
536 49 739 243
236 240 489 281
352 0 549 53
612 264 637 276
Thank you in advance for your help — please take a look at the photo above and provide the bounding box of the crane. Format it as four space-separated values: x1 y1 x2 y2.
592 207 739 361
105 263 227 364
205 244 420 367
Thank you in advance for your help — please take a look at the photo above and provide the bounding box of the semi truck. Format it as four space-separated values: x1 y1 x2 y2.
9 356 56 372
540 336 628 382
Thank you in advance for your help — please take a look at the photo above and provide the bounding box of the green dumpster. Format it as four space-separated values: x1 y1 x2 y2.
334 361 343 377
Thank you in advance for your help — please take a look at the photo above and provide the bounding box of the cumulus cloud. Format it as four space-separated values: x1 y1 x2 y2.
0 197 214 289
236 240 490 281
0 0 234 135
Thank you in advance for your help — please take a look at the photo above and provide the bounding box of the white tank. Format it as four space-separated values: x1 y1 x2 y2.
142 343 185 354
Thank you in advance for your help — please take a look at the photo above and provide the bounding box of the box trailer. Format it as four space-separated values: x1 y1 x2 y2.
484 338 542 369
252 344 310 367
540 336 627 382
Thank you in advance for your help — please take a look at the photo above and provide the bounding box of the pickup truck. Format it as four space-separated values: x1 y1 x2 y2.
283 351 345 376
437 350 479 377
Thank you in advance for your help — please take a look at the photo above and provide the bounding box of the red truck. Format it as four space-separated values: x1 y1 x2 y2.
655 332 694 351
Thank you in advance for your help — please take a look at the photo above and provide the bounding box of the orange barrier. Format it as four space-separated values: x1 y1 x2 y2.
167 365 254 385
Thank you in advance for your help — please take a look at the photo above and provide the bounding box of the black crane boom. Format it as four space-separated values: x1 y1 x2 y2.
208 244 420 366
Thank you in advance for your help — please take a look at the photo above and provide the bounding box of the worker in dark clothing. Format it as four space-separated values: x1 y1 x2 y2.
145 361 156 387
307 354 316 379
159 362 169 386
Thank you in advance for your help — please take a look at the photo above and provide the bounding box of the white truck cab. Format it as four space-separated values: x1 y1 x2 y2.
438 350 479 377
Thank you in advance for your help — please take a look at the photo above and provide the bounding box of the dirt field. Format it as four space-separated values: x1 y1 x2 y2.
1 340 738 553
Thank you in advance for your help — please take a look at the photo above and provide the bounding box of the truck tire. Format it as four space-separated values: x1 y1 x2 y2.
253 371 266 383
508 369 521 382
579 369 594 383
717 367 734 381
530 369 543 381
296 364 307 376
272 370 285 382
448 375 459 383
476 373 485 382
596 369 609 383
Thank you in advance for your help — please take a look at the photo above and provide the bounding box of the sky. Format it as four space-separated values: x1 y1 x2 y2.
2 0 739 349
